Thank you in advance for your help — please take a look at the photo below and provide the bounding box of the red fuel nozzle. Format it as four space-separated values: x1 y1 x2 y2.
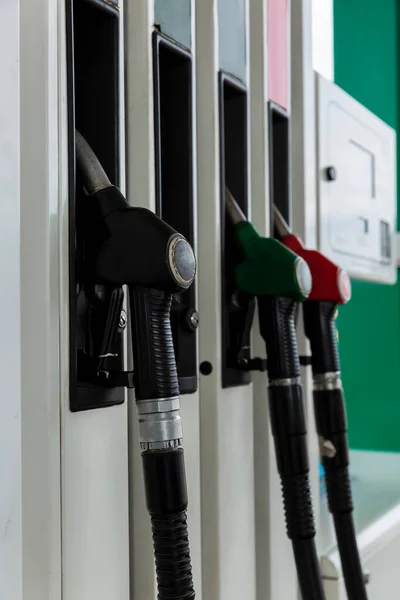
273 206 351 304
274 209 368 600
280 234 351 305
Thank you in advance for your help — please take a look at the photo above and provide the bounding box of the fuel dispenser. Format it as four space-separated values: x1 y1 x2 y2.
67 1 198 598
124 1 202 598
8 0 324 598
63 1 131 595
196 1 258 598
4 0 398 599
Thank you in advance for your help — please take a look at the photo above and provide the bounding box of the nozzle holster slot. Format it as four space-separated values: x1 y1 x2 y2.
153 33 198 395
67 0 126 411
269 101 291 232
219 72 252 388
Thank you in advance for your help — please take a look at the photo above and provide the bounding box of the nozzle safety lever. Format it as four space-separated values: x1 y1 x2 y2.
235 294 267 372
95 286 134 388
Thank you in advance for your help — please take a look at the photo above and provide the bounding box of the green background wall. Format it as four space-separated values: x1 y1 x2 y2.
334 0 400 451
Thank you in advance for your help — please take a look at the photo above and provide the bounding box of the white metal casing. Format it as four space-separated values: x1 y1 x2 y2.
196 1 257 599
316 73 397 284
396 233 400 266
60 2 130 598
0 0 23 596
249 1 294 599
290 1 323 599
3 1 131 598
311 0 334 82
4 0 64 597
125 2 202 599
252 1 317 599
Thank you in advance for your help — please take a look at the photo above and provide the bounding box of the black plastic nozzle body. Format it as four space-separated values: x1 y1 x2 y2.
85 184 196 600
304 301 368 600
258 295 327 600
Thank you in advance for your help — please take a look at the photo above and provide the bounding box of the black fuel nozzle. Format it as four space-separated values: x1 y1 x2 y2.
76 130 196 600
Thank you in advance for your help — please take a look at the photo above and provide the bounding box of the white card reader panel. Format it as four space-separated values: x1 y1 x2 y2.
316 73 397 284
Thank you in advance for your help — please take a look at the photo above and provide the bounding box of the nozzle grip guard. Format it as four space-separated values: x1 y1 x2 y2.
129 286 179 401
303 300 340 374
258 295 300 379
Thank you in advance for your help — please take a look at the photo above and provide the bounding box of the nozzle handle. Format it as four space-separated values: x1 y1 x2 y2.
303 300 340 374
129 286 179 401
258 295 300 379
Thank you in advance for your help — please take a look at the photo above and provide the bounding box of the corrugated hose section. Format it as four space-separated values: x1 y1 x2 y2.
281 473 316 540
149 289 180 398
258 295 300 379
325 466 353 515
130 286 180 400
151 512 195 600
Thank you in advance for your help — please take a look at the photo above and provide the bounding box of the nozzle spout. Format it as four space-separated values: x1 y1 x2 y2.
274 206 292 239
75 130 112 195
225 187 247 225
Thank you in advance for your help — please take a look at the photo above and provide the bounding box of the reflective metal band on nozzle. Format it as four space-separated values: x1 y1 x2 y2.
295 257 312 298
313 372 343 391
137 396 183 450
167 235 196 290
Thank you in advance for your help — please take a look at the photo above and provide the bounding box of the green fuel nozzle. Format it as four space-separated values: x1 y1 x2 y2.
225 188 312 301
225 188 327 600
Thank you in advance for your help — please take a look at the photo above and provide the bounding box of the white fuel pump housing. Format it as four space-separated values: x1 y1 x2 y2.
316 73 397 284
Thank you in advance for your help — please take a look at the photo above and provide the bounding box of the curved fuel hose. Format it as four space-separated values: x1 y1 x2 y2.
76 130 196 600
226 189 327 600
275 206 368 600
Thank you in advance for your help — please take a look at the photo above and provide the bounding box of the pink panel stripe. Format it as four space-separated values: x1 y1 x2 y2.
268 0 289 110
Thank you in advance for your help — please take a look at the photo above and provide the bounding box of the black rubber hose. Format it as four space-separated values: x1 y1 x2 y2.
304 300 368 600
130 287 195 600
258 295 326 600
326 466 367 600
142 449 195 600
333 512 368 600
293 539 326 600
